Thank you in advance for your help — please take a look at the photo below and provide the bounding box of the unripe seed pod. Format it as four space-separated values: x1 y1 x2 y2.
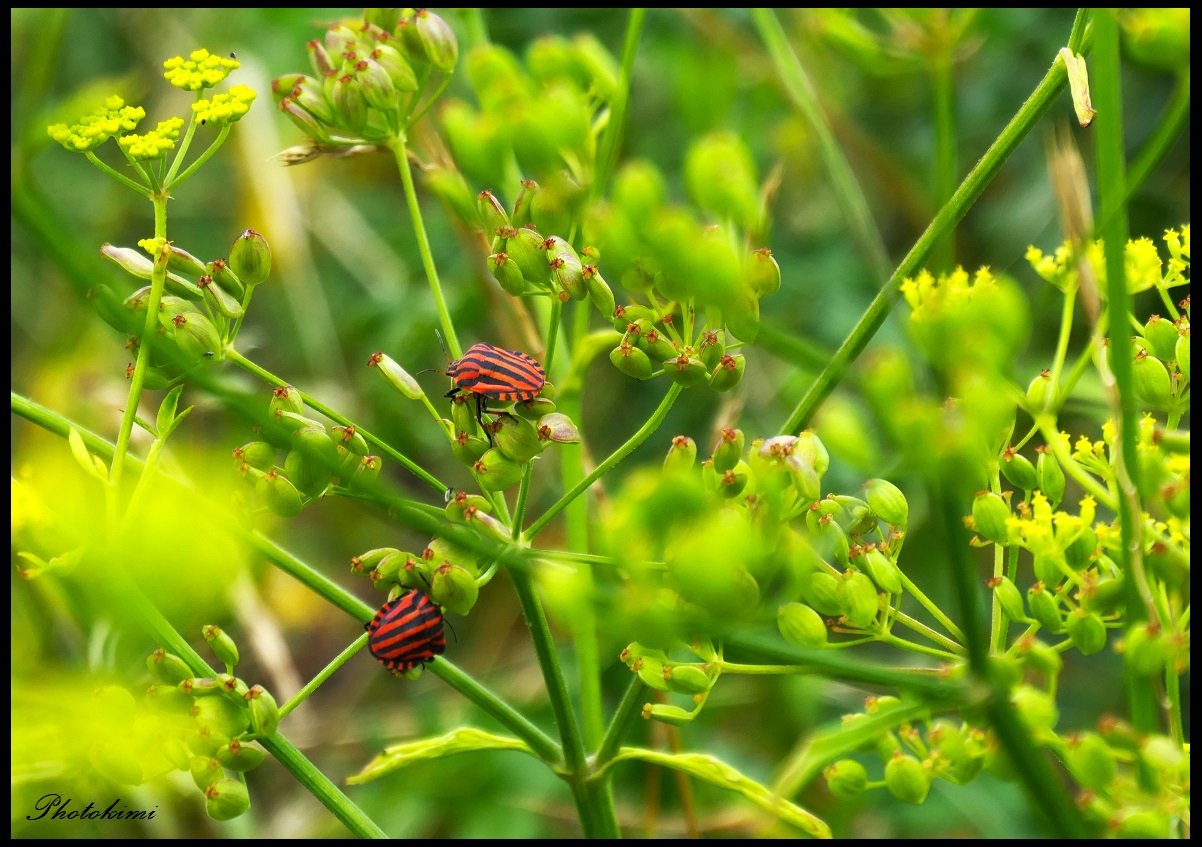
451 431 489 466
1033 552 1067 588
202 625 240 668
712 428 744 474
971 492 1010 544
395 553 435 590
451 395 478 436
709 354 745 392
1116 811 1171 840
193 695 249 739
330 73 367 133
372 552 404 587
368 352 425 400
1010 684 1059 736
1000 451 1038 492
643 703 694 726
87 285 129 332
371 43 417 92
217 739 265 772
205 778 251 821
884 753 930 805
640 329 677 363
1066 609 1107 655
506 226 550 286
824 759 868 799
1123 622 1168 676
510 180 538 228
696 329 726 371
1027 583 1063 633
864 478 908 527
430 561 479 616
584 266 616 318
445 492 492 522
256 469 304 517
145 683 192 714
355 57 397 112
493 413 543 464
1133 350 1173 408
1065 732 1116 789
234 442 275 472
160 243 208 277
1018 637 1063 676
633 656 672 692
803 571 844 617
829 495 874 537
863 547 903 595
664 435 697 473
229 229 271 287
473 448 523 491
535 412 580 443
268 385 305 417
662 664 711 695
272 72 306 104
777 603 827 648
1175 328 1189 380
216 673 249 700
414 8 459 72
190 755 224 791
488 252 524 295
477 190 508 233
147 648 192 684
1141 315 1179 362
1036 449 1065 506
205 259 244 301
1026 369 1054 412
245 685 279 738
716 463 749 498
813 515 850 566
839 569 879 628
180 677 223 697
744 247 781 297
550 253 588 300
610 343 653 380
987 576 1029 623
170 312 224 361
795 431 830 480
665 355 709 387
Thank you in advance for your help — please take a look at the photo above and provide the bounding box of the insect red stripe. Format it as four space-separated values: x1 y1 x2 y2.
368 590 446 671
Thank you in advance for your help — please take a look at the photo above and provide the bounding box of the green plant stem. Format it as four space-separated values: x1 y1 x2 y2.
1048 285 1078 390
85 150 151 196
898 573 968 644
892 610 967 655
169 125 232 189
594 676 646 769
718 661 821 675
280 633 369 719
1092 6 1157 735
878 633 958 662
1127 68 1191 197
390 136 462 360
527 382 683 540
593 8 645 199
930 41 958 272
511 463 535 539
753 8 892 287
776 15 1088 434
224 348 446 494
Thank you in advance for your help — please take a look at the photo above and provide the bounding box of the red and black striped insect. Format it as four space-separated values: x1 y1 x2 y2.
366 589 446 674
440 342 546 439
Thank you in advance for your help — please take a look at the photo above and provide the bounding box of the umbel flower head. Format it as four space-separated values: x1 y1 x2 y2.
163 48 241 91
117 117 185 160
47 95 145 152
192 84 257 126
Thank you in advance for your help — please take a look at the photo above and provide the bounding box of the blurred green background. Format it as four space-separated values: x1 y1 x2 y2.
11 7 1189 838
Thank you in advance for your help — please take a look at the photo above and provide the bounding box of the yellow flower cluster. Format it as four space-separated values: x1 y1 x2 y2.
898 266 998 319
192 84 257 126
1024 227 1191 295
163 48 240 91
117 117 184 161
46 95 145 152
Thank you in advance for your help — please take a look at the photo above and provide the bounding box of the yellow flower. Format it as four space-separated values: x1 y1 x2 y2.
163 48 241 91
46 96 145 153
192 84 257 126
117 117 185 161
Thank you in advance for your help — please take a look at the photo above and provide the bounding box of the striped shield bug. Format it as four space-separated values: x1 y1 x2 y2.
366 589 446 674
436 340 546 441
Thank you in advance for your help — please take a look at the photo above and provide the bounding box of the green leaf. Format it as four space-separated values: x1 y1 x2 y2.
156 385 184 436
348 728 536 784
604 748 831 838
68 426 108 482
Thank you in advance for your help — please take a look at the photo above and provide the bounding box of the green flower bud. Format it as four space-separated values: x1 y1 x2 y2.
665 354 709 387
285 426 338 497
839 569 880 628
1133 350 1173 409
1025 369 1054 412
829 495 875 537
824 759 868 800
330 73 367 133
216 739 265 773
777 602 827 648
510 180 538 228
1036 449 1065 506
371 43 417 93
279 96 332 142
664 435 697 473
550 253 587 301
202 625 240 668
971 492 1011 544
863 547 903 595
708 354 745 392
190 755 223 791
193 694 249 739
987 576 1029 623
999 451 1038 492
180 677 222 697
205 259 244 300
634 656 673 692
610 342 653 380
884 753 930 805
696 329 726 371
1175 327 1189 380
245 685 279 738
662 664 711 695
272 72 306 104
863 478 908 527
492 413 543 464
168 311 224 361
431 562 479 616
1123 622 1168 676
205 778 251 822
488 250 525 296
640 328 677 363
716 462 749 499
414 8 458 72
445 491 492 522
744 247 782 298
473 448 523 490
584 266 616 318
530 414 577 450
451 431 490 466
1066 609 1107 655
355 57 397 113
711 428 744 474
367 352 426 401
268 385 305 417
147 648 193 684
812 514 850 566
724 286 760 342
1065 732 1116 790
643 703 695 726
162 243 208 277
233 441 275 473
1027 583 1063 633
506 226 551 286
1141 314 1179 362
256 470 304 518
352 455 382 486
803 571 844 617
290 76 337 126
229 229 271 287
217 673 249 700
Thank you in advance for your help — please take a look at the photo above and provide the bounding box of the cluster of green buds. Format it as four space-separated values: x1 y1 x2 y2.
369 351 580 492
823 698 990 805
351 529 483 620
233 383 380 517
89 230 271 387
271 9 457 155
143 627 279 821
620 639 719 727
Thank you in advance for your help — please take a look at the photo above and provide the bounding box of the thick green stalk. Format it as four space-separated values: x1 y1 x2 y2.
280 634 369 718
777 14 1088 434
390 136 462 360
594 676 646 769
593 9 645 198
930 39 958 272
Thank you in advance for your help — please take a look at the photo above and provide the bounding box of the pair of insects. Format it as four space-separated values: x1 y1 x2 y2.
367 341 546 674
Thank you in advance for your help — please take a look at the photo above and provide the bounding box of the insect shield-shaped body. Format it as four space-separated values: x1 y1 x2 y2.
366 589 446 675
444 343 546 441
